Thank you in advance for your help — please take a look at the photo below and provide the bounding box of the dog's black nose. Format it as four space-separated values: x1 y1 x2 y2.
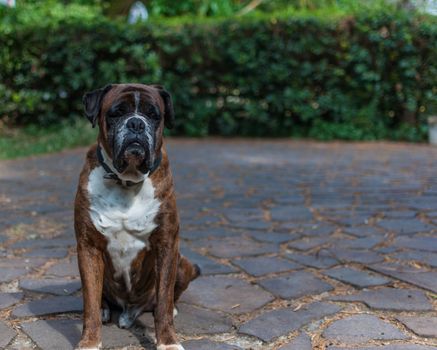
126 117 146 134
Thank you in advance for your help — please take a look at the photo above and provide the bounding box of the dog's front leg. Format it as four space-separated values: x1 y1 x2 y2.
76 242 104 350
153 237 183 350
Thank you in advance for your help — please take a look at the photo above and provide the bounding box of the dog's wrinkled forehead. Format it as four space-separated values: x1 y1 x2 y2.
101 84 163 119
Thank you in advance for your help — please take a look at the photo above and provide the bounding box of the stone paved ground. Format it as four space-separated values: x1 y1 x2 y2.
0 139 436 350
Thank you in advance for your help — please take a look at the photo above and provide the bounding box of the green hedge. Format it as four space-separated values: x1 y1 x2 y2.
1 5 437 140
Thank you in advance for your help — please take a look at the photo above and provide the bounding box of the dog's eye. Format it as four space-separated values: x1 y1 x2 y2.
107 104 129 119
146 105 160 120
107 111 121 119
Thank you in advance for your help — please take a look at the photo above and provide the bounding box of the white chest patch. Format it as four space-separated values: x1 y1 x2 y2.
87 166 161 290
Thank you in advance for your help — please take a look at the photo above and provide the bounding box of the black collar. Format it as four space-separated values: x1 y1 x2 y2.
96 145 162 187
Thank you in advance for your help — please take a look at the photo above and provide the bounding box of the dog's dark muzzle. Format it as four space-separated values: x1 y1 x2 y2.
124 142 146 159
114 140 149 172
111 116 157 174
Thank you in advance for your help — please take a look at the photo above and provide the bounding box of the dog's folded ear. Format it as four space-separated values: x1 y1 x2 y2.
83 84 113 128
153 85 175 129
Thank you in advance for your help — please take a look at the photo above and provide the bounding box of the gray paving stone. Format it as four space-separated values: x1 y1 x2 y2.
337 236 384 250
10 237 75 249
299 223 337 236
259 271 333 299
21 319 81 350
397 316 437 338
323 267 390 288
393 236 437 252
370 263 437 293
250 231 300 243
23 247 68 258
228 220 272 230
180 275 274 314
139 303 233 335
270 205 313 222
183 339 242 350
0 267 29 283
21 319 145 350
279 223 336 236
377 219 434 234
391 250 437 268
323 314 407 344
191 236 278 258
273 193 305 205
277 332 312 350
406 197 437 211
0 292 24 310
45 257 79 277
285 251 338 269
0 234 8 244
332 214 373 226
0 257 47 283
184 214 222 226
377 246 399 254
20 278 81 295
0 320 16 348
239 302 340 342
232 256 302 276
288 237 331 251
0 257 46 269
329 248 384 264
383 210 418 219
331 288 433 311
344 226 383 238
180 247 236 275
12 295 83 317
328 344 436 350
181 227 235 240
224 208 264 222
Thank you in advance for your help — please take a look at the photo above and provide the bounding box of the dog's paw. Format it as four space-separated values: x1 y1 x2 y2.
157 344 184 350
75 341 102 350
173 307 178 317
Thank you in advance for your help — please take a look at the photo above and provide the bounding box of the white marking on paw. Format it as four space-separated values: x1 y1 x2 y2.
75 342 102 350
157 344 184 350
173 307 178 317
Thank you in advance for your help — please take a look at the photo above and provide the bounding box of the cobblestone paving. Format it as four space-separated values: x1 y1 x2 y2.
0 139 436 350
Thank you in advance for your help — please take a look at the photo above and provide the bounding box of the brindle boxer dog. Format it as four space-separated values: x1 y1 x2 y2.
74 83 200 350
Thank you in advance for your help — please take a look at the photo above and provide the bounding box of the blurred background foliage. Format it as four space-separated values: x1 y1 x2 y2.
0 0 436 153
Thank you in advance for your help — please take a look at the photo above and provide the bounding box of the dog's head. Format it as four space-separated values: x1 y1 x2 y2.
83 83 174 178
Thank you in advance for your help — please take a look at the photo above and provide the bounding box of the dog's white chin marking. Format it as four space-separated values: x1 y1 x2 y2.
88 166 161 291
157 344 185 350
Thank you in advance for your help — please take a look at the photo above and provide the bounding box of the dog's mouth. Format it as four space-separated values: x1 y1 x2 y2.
113 140 150 174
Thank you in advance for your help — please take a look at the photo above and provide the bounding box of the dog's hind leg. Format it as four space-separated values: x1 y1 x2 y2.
173 254 201 303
